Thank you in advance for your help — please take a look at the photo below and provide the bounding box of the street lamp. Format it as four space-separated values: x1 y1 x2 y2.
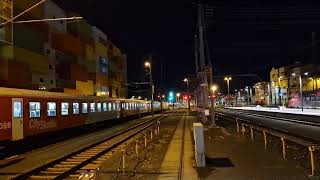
224 76 232 96
144 61 154 115
292 72 308 111
211 85 218 93
278 76 282 106
211 85 218 108
183 78 191 111
176 93 181 103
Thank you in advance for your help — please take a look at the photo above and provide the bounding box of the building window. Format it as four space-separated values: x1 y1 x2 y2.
51 80 54 84
46 49 51 54
82 103 88 113
49 65 53 69
29 102 41 118
73 103 80 115
13 102 23 118
90 103 95 112
97 103 102 112
61 102 69 116
47 102 56 117
100 57 108 74
40 78 44 83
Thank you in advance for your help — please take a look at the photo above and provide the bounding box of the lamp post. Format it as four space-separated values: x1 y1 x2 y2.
176 93 181 104
224 77 232 97
145 61 154 116
278 76 282 106
224 76 232 105
183 78 191 111
292 72 309 111
211 85 218 108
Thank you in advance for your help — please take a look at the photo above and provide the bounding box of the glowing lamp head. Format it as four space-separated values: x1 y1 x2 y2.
211 85 218 92
144 61 151 68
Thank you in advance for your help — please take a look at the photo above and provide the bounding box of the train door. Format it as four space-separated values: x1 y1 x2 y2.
12 98 23 141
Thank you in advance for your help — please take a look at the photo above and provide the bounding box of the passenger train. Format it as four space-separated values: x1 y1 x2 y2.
0 87 167 142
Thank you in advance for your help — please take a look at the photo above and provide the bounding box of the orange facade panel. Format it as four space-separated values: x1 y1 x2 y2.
52 33 84 56
70 64 88 82
0 59 31 89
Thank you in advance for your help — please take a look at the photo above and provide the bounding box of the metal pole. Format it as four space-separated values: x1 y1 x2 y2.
299 75 304 111
227 80 230 97
150 59 154 116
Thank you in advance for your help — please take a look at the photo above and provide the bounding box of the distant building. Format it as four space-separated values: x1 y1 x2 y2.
269 63 320 108
0 0 127 98
254 82 271 106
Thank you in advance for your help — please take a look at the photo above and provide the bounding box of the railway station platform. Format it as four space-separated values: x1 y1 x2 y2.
157 114 199 180
200 123 311 180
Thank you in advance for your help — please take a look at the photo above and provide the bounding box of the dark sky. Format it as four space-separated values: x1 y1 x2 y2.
53 0 195 93
54 0 320 94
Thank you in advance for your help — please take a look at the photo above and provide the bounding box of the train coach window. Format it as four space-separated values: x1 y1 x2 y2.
97 103 102 112
103 103 107 112
113 103 116 111
90 103 95 112
82 103 88 113
13 101 23 118
73 103 80 115
108 103 112 111
29 102 41 118
61 102 69 116
47 102 56 117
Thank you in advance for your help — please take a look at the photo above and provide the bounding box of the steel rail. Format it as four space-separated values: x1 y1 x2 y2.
215 111 320 143
222 108 320 127
13 113 171 180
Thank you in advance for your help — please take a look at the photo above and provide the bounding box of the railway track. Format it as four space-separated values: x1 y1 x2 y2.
13 113 172 180
215 109 320 143
223 108 320 127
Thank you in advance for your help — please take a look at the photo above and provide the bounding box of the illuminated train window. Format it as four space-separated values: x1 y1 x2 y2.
47 102 56 117
61 102 69 116
103 102 107 112
90 103 95 112
113 103 116 111
97 103 102 112
13 101 23 118
108 103 112 111
73 103 80 115
82 103 88 113
29 102 41 118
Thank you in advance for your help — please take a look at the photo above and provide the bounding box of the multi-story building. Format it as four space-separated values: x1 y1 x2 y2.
269 63 320 108
254 82 271 106
0 0 128 98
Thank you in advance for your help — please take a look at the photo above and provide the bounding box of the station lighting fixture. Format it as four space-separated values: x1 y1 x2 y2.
176 93 181 97
144 61 151 68
211 85 218 93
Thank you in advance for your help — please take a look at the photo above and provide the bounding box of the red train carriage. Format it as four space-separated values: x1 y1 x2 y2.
0 87 164 142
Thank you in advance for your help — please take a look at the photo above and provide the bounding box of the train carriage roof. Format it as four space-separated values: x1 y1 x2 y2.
0 87 150 103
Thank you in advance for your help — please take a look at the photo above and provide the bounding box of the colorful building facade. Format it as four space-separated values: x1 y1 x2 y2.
0 0 127 98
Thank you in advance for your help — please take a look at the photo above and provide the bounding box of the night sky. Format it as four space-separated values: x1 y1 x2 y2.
54 0 320 94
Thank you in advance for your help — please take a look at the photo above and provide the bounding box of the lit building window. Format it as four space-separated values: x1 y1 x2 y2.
100 57 109 74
